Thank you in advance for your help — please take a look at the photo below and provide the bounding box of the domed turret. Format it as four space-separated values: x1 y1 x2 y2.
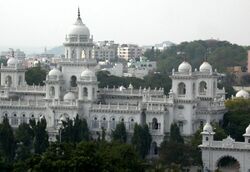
178 61 192 73
64 92 76 101
48 68 63 78
66 8 90 41
203 122 213 133
7 57 18 66
80 68 96 81
235 89 249 99
199 61 212 72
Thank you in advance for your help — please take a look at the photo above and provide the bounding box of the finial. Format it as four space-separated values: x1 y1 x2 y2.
78 7 81 19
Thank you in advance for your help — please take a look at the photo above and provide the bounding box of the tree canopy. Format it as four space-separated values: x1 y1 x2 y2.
25 66 47 86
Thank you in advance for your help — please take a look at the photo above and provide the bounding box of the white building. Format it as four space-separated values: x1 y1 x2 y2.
0 9 226 150
93 41 118 61
126 57 157 78
118 44 142 61
1 48 26 59
200 122 250 171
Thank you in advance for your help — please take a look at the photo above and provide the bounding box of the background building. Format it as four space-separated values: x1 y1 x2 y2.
118 44 142 61
93 41 118 61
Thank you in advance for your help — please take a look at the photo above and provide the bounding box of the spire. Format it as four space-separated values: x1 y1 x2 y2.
77 7 81 20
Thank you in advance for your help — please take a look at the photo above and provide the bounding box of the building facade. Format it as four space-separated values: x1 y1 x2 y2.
117 44 142 61
200 122 250 171
93 41 118 61
0 9 226 148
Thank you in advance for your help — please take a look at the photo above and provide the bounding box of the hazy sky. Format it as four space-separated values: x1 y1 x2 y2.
0 0 250 50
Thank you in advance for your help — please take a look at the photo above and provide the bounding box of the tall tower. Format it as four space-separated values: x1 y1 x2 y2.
60 8 97 90
63 8 94 59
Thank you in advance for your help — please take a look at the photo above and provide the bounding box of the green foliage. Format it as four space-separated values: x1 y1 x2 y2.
31 118 49 154
60 115 90 143
25 66 47 86
97 71 172 95
24 141 143 172
144 40 247 73
131 124 152 158
160 124 189 167
169 123 184 143
223 98 250 141
14 123 34 163
111 122 127 143
0 117 15 162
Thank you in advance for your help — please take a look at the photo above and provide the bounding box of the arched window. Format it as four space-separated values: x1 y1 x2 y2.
92 117 99 129
178 82 186 95
49 86 55 97
110 117 116 129
83 87 88 97
70 75 77 87
20 114 26 124
200 121 204 128
101 117 108 129
5 76 12 87
11 113 18 126
129 118 134 130
152 118 158 130
199 81 207 94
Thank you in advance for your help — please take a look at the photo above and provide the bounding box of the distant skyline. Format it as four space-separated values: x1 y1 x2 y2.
0 0 250 52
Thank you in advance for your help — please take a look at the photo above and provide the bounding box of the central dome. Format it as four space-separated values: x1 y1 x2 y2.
178 61 192 73
67 8 90 37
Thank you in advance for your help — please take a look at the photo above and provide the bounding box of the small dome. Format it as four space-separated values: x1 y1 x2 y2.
80 68 96 81
236 89 249 98
203 122 213 133
178 61 192 73
48 68 63 77
64 92 75 101
199 61 212 72
245 124 250 135
7 57 18 66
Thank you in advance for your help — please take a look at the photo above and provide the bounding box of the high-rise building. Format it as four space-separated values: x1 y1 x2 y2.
93 41 118 60
117 44 142 61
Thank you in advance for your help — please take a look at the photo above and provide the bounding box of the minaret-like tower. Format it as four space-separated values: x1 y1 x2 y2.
63 8 94 59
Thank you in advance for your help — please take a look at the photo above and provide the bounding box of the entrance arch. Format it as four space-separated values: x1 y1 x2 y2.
216 155 240 172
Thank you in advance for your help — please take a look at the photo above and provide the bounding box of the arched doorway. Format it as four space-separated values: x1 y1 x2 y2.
70 75 77 87
216 156 240 172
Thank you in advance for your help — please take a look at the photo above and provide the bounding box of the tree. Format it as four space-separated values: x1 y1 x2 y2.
169 123 184 143
131 124 152 158
14 123 34 161
159 123 193 167
73 115 89 142
60 116 90 143
0 116 16 162
223 98 250 141
32 118 49 154
111 122 127 143
25 66 47 86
